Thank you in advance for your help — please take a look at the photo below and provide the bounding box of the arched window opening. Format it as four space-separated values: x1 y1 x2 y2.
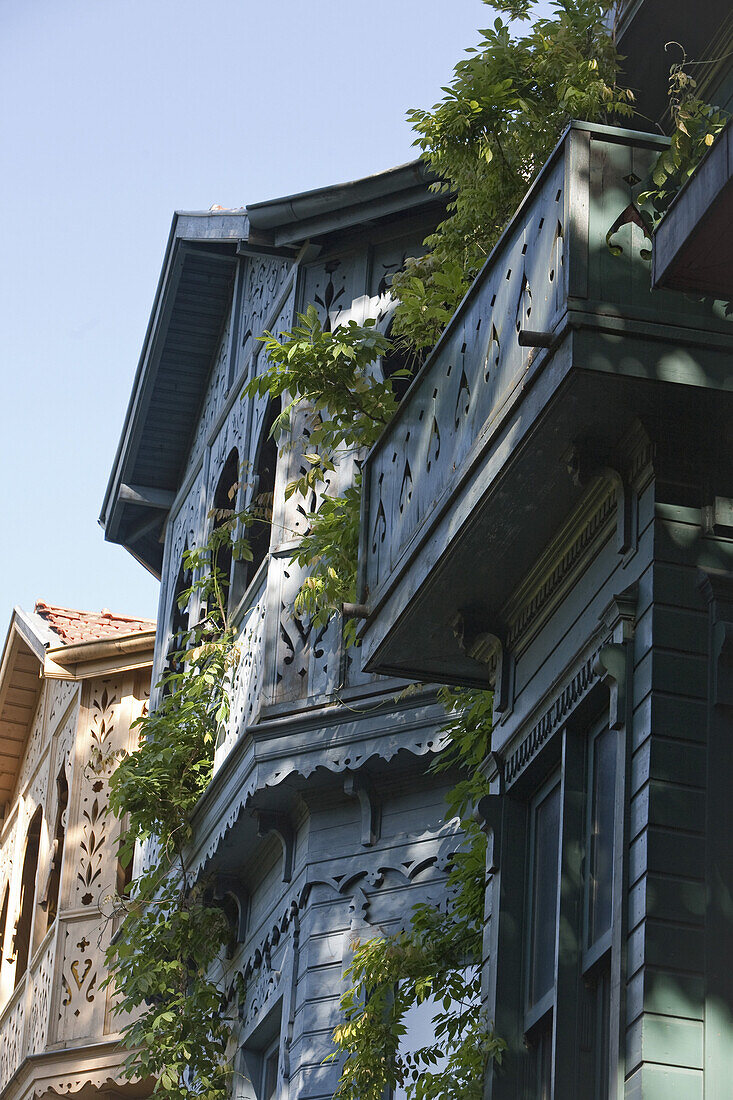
0 883 9 977
166 548 191 678
42 766 68 930
212 448 240 611
381 321 419 404
14 806 42 986
247 400 280 587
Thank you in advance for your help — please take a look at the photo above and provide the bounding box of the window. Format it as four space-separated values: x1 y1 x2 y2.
528 776 561 1015
239 1003 283 1100
166 548 191 678
247 400 279 584
260 1039 279 1100
42 765 68 929
584 721 618 1100
14 806 42 985
212 448 240 608
0 882 8 978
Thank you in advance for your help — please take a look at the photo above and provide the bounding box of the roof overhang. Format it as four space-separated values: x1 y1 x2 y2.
44 628 156 681
0 611 49 810
101 162 445 576
653 116 733 298
100 212 248 576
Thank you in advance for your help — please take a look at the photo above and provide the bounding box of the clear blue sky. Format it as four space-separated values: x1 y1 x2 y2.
0 0 500 631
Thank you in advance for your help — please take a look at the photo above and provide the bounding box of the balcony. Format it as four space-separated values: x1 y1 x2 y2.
358 121 733 686
653 115 733 299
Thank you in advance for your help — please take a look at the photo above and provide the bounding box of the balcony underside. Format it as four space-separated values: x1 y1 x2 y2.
358 123 733 687
359 334 733 687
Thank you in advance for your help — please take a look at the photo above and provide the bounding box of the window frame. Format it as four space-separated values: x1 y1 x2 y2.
524 768 562 1033
259 1036 280 1100
582 718 619 975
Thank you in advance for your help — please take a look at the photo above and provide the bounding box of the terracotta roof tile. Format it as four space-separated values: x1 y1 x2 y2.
34 601 156 646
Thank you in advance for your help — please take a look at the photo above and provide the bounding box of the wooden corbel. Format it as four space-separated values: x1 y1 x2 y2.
593 643 627 730
451 610 511 711
211 873 249 944
344 772 381 847
565 445 633 555
476 794 502 874
256 812 295 883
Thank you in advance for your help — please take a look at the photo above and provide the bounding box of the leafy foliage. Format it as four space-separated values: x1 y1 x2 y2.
108 874 232 1100
638 45 729 222
391 0 634 350
106 529 245 1100
247 307 398 638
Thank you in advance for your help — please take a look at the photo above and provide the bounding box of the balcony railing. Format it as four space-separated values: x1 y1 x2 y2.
359 121 733 679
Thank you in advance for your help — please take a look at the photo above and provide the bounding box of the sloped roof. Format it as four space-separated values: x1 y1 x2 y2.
100 160 447 575
33 601 155 646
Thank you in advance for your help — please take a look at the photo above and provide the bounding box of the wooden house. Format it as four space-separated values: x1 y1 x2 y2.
356 1 733 1097
0 603 154 1100
101 165 464 1099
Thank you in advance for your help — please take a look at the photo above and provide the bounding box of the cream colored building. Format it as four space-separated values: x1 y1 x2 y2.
0 602 154 1100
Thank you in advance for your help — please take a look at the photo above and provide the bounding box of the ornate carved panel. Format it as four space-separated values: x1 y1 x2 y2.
240 256 291 363
15 694 46 798
72 680 138 912
0 988 24 1091
27 935 55 1054
365 157 567 599
214 578 269 771
186 312 233 479
58 919 104 1041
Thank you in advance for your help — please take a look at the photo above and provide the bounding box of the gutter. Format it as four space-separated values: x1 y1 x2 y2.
246 159 436 231
44 629 156 680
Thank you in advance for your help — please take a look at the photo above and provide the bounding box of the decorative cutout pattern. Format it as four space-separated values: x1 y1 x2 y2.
186 314 233 479
0 989 24 1091
213 578 269 773
363 155 568 599
28 936 55 1053
59 922 102 1040
74 686 119 908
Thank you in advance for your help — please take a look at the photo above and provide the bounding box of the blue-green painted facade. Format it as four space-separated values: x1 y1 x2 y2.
358 5 733 1096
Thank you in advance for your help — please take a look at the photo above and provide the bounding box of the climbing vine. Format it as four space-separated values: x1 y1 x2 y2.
637 43 729 223
105 519 253 1100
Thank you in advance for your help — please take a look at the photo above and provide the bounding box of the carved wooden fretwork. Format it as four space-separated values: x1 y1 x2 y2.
58 922 102 1041
27 936 55 1054
74 685 120 908
214 577 268 772
364 160 567 600
503 643 605 787
186 313 233 479
0 987 24 1092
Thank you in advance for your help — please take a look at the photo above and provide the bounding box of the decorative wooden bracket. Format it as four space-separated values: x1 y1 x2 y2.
594 643 627 730
476 794 502 874
256 812 295 883
565 446 633 555
451 610 511 711
700 573 733 706
211 873 249 944
344 772 381 847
